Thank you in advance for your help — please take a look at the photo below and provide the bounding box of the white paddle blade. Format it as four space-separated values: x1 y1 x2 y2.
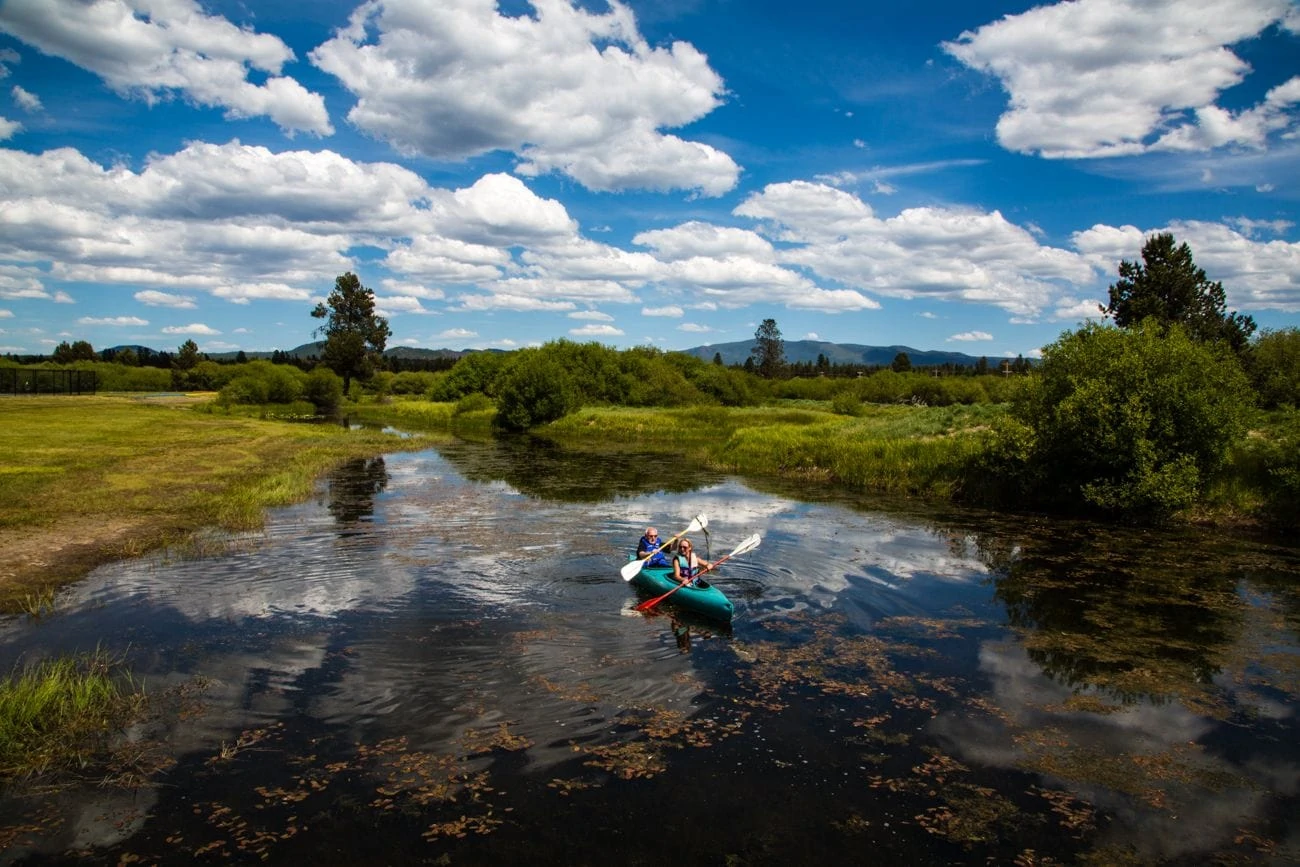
731 533 761 558
620 558 646 581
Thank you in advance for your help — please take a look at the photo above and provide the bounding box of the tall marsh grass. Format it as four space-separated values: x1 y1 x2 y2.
0 650 142 779
540 402 1001 498
713 420 991 497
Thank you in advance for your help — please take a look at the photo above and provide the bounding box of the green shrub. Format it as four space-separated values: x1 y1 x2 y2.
391 371 439 395
1002 321 1252 516
454 392 494 415
1248 327 1300 409
218 375 269 405
857 370 909 404
304 367 344 412
91 363 172 392
494 348 582 430
772 377 841 401
429 351 509 401
689 365 762 406
831 391 863 416
618 346 704 406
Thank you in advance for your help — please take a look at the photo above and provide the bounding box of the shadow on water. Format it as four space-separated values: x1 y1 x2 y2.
0 436 1297 865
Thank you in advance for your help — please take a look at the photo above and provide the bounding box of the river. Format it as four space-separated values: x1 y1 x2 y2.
2 437 1297 864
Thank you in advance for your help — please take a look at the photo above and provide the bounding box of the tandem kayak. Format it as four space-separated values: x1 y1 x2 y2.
629 565 734 622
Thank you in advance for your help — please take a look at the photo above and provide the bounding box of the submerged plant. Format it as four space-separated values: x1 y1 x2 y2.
18 588 56 620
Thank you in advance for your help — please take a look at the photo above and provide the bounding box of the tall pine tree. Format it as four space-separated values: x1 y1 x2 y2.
751 318 786 379
1102 233 1255 356
311 272 391 394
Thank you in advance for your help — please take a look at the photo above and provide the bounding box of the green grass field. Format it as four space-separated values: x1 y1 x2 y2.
0 395 437 610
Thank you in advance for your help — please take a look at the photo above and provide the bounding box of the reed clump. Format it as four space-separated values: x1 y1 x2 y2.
0 650 143 780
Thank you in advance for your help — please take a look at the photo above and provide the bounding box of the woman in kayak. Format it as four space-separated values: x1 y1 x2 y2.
673 539 713 586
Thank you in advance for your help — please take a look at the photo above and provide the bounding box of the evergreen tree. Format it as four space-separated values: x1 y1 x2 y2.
1102 232 1255 355
891 352 911 373
54 340 97 363
175 339 201 370
311 272 391 394
751 318 786 379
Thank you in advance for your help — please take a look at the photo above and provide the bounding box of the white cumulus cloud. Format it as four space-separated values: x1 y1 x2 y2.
0 0 331 135
10 84 40 111
570 323 624 336
736 181 1096 318
78 315 147 326
135 289 195 308
309 0 738 195
161 323 218 335
944 0 1300 159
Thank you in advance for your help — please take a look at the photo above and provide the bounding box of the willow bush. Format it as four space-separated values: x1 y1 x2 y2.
987 321 1252 516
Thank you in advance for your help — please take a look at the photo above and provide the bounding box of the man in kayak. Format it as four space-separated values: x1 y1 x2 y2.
673 539 713 586
636 527 671 567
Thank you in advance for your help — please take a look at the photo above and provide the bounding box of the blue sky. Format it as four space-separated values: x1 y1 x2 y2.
1 0 1298 359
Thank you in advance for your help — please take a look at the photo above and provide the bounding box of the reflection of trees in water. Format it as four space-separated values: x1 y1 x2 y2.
327 456 389 525
963 524 1246 704
1239 561 1300 644
435 435 719 502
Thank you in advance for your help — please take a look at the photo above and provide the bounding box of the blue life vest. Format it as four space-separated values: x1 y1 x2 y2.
676 553 702 581
638 535 670 566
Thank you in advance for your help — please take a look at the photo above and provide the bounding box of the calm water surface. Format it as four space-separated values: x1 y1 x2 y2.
2 438 1297 865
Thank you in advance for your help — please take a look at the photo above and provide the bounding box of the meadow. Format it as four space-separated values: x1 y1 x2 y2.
0 395 436 612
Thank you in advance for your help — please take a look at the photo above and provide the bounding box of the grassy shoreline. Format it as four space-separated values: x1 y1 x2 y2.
0 394 438 612
537 402 1001 498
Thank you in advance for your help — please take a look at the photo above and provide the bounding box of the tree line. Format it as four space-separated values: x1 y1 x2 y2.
8 236 1298 521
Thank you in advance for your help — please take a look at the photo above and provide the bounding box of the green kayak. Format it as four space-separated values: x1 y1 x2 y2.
629 565 734 622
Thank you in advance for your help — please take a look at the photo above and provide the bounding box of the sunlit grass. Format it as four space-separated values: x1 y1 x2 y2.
0 649 143 779
539 402 1002 497
348 397 496 436
713 417 992 497
0 395 435 610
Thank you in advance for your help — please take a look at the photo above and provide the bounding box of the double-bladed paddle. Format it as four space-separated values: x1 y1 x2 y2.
620 514 708 582
634 532 760 612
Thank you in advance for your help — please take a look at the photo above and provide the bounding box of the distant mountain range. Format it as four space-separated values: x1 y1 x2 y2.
203 342 479 362
680 339 994 368
109 339 999 367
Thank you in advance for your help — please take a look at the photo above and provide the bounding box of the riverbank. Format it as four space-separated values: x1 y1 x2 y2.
537 402 1001 498
0 395 435 613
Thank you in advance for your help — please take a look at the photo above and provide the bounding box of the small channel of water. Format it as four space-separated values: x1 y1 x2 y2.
2 437 1297 864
